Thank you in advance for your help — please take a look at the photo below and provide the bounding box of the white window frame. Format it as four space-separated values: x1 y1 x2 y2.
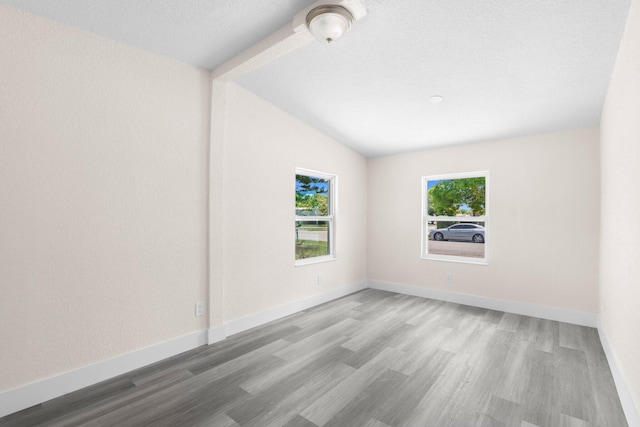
295 168 336 266
421 171 489 265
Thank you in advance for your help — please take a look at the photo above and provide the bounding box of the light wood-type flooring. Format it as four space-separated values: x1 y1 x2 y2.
1 289 628 426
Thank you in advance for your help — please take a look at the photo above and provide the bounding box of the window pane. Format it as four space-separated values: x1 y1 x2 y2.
427 177 485 217
427 220 485 259
296 174 330 216
296 221 330 260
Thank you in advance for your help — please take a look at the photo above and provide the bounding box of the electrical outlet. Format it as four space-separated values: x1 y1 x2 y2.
317 274 323 285
195 301 205 317
446 272 453 284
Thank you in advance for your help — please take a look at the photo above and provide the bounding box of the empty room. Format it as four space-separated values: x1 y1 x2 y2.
1 0 639 426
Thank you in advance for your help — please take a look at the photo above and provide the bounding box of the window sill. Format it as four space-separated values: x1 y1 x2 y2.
295 256 337 267
421 254 488 265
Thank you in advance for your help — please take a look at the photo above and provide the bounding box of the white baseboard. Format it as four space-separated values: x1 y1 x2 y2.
207 324 227 345
597 321 640 427
367 280 598 327
0 330 208 418
223 280 368 336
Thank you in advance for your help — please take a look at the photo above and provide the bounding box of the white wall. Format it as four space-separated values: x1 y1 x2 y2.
368 128 600 313
219 82 368 322
600 0 640 413
0 5 211 391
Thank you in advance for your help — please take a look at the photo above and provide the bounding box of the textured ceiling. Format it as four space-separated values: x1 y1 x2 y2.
1 0 631 157
0 0 318 69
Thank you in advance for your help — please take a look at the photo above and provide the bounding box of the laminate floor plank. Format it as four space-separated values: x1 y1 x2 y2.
241 337 351 395
274 318 359 362
497 312 522 333
559 322 589 351
130 366 194 388
392 323 454 357
375 348 454 426
443 313 496 355
493 340 533 404
1 289 628 427
533 318 558 354
482 308 506 325
478 395 524 427
240 359 355 427
340 309 410 352
194 411 240 427
399 351 475 426
287 301 361 340
281 414 317 427
521 349 557 427
341 322 415 369
299 346 403 426
322 368 408 427
185 325 301 375
284 312 354 344
401 299 446 326
554 346 595 423
363 420 392 427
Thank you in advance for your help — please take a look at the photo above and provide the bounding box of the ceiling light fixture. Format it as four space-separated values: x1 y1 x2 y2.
429 95 444 104
306 5 354 44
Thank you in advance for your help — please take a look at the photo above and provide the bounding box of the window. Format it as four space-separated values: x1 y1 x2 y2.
295 169 335 265
422 171 488 264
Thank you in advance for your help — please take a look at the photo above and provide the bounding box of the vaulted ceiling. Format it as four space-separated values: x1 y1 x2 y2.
1 0 631 156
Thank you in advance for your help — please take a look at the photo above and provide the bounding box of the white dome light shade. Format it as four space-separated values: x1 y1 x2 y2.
306 5 354 43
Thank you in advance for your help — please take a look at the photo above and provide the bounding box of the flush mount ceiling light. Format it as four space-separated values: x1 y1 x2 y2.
306 5 354 43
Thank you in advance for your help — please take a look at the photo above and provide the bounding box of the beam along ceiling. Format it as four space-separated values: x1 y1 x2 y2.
1 0 631 157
